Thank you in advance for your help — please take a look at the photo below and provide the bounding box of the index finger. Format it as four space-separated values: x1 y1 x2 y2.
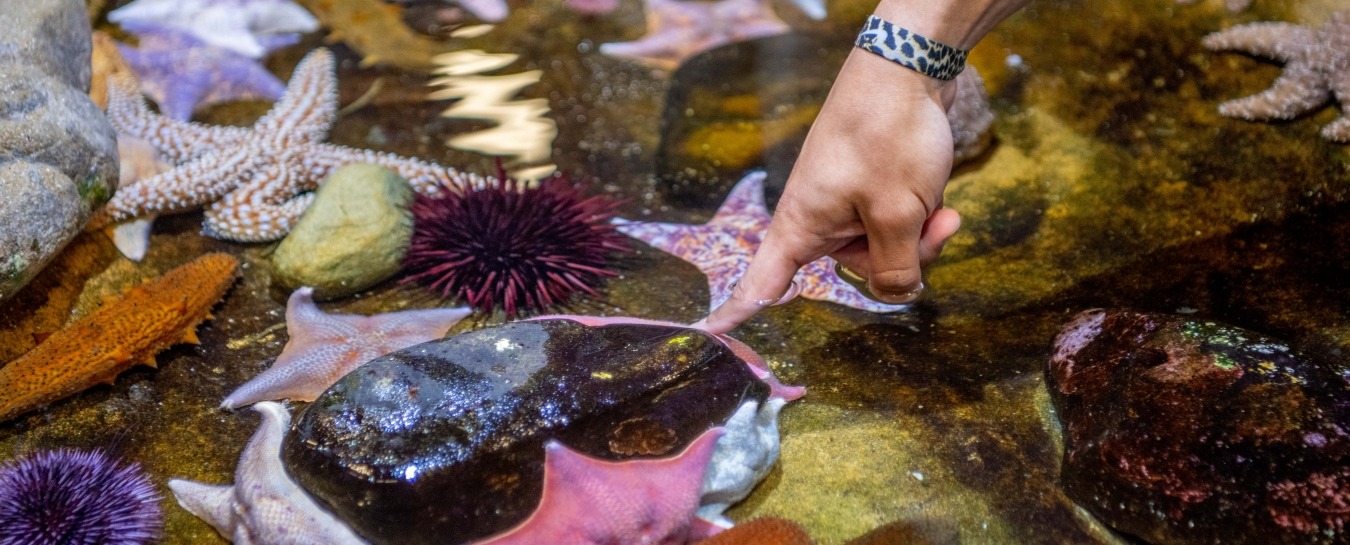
693 221 817 334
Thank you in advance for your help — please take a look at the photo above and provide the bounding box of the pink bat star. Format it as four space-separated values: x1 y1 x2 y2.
476 427 726 545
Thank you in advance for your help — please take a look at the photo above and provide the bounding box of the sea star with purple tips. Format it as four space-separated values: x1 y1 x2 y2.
613 171 910 314
1203 12 1350 142
221 287 470 409
116 24 285 121
476 427 725 544
168 402 369 545
599 0 792 72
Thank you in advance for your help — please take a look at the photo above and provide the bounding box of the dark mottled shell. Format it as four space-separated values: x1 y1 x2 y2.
282 318 768 544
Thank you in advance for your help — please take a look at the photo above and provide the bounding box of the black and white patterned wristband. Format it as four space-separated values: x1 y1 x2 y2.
854 15 968 81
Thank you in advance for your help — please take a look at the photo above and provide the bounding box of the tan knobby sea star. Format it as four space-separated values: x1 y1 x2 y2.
1203 12 1350 142
94 48 488 241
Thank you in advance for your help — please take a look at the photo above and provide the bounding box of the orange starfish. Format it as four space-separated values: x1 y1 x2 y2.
0 253 240 423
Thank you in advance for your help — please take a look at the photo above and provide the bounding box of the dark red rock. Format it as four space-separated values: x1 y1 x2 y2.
1048 310 1349 545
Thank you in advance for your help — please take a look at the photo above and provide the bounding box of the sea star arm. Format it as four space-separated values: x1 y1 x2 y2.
1216 62 1330 121
252 48 338 145
105 73 254 164
231 403 371 544
98 146 262 223
166 480 238 539
221 288 470 408
457 0 509 21
1324 70 1350 141
304 141 483 194
1201 22 1318 62
478 427 724 544
203 160 316 241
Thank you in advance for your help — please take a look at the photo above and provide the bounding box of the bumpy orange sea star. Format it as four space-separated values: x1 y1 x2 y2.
0 253 240 423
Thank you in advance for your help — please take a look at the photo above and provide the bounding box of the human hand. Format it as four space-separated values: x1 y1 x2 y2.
692 49 963 334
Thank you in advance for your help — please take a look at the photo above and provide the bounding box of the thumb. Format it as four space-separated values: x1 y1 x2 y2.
918 207 961 265
861 201 928 303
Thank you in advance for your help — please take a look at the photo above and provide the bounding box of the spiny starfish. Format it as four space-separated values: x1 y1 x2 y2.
1203 12 1350 142
613 171 909 315
168 402 369 545
599 0 792 72
95 48 488 241
221 287 470 409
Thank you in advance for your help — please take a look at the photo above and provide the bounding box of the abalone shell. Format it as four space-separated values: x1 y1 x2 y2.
282 318 769 544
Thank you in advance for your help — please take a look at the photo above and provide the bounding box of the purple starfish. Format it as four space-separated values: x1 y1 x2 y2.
116 24 286 121
599 0 792 72
109 0 318 59
221 287 471 409
613 171 910 315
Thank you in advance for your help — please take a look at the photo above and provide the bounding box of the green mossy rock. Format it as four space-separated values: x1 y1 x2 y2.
271 164 414 300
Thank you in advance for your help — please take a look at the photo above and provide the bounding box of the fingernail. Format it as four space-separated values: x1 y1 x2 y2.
872 282 925 304
728 280 800 307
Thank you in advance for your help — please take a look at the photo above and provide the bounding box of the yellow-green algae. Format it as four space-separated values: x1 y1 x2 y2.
3 0 1349 543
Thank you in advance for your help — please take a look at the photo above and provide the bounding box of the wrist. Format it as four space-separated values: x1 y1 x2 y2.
872 0 1029 51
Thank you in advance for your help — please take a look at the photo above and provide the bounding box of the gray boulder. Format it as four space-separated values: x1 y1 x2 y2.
0 0 119 301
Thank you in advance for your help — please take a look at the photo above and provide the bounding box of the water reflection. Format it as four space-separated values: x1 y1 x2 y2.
430 49 558 179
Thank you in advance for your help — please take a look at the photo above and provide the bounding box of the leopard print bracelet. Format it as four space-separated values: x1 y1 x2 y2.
854 15 968 81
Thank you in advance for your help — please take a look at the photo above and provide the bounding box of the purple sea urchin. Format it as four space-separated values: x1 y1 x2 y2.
402 172 630 317
0 449 162 545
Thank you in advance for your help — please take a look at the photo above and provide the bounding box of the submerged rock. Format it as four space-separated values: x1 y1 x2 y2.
0 0 119 301
1048 310 1350 545
271 164 415 300
283 318 771 544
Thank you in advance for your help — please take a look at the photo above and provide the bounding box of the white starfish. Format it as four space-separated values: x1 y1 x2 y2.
221 287 470 409
96 48 488 241
109 0 319 59
168 402 369 544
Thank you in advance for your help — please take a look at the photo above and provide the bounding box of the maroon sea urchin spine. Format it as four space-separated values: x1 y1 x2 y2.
402 172 631 317
0 449 162 545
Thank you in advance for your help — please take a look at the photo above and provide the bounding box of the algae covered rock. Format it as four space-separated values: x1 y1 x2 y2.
271 164 414 300
1048 310 1350 545
0 0 119 301
283 318 770 544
